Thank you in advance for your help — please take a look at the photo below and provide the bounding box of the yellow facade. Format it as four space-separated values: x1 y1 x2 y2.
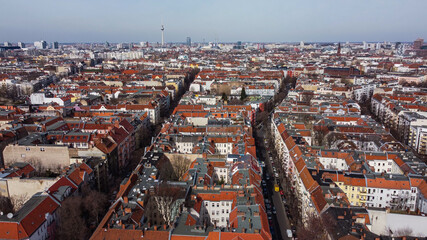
336 181 366 206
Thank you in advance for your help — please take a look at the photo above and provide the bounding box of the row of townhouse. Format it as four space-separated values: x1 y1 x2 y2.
90 150 271 240
323 171 427 213
2 116 148 176
271 118 328 223
371 93 427 134
271 109 427 228
0 162 93 240
398 111 427 155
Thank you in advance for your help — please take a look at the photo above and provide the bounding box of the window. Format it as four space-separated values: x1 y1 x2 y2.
25 147 30 151
212 211 215 215
40 147 45 152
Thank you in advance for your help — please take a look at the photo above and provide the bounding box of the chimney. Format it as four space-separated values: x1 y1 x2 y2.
163 224 167 230
154 225 157 231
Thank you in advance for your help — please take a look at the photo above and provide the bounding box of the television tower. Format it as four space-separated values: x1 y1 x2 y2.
161 24 165 46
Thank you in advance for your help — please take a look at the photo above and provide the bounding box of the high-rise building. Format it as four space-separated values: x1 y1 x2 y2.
3 42 11 47
18 42 25 48
52 42 59 49
363 41 368 49
186 37 191 46
34 40 47 49
414 38 424 50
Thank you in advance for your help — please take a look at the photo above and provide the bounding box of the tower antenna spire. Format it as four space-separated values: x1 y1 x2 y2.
161 19 165 47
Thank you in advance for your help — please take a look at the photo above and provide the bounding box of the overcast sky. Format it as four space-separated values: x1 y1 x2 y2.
1 0 426 43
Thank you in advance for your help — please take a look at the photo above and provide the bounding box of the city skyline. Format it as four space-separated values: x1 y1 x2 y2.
1 0 426 43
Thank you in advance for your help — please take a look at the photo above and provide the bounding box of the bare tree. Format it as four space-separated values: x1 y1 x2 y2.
145 184 185 226
0 196 14 214
296 212 329 240
56 196 89 240
171 155 191 181
10 193 29 211
256 111 269 124
83 190 108 226
26 158 44 174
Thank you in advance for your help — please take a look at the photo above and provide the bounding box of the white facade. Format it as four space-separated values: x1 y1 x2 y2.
214 167 228 183
214 143 233 155
368 209 427 237
367 160 402 174
175 142 195 153
365 186 417 211
200 200 232 227
318 157 348 171
30 93 68 106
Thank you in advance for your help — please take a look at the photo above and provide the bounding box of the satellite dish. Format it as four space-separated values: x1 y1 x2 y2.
7 213 13 219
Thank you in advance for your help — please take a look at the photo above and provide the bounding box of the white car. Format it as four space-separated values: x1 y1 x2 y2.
286 229 293 238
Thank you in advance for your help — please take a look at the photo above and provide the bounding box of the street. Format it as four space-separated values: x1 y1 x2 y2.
256 125 293 240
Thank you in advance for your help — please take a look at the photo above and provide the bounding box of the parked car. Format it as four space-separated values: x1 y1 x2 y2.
286 229 293 238
272 207 276 214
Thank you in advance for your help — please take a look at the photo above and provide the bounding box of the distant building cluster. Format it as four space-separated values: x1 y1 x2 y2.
0 38 426 239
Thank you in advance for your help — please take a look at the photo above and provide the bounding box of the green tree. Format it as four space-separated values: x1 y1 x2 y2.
240 87 247 101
